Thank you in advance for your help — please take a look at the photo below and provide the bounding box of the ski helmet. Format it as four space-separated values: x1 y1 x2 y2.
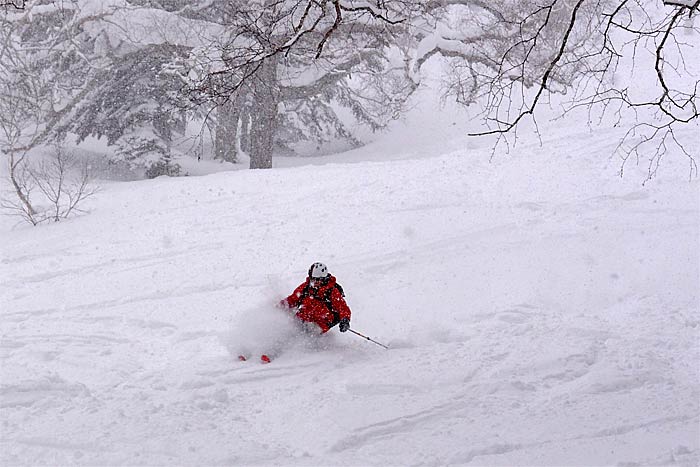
308 262 329 279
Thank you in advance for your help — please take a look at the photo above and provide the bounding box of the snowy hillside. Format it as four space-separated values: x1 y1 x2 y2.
1 113 699 466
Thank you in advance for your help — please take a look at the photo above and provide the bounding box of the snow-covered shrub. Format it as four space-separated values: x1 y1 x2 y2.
114 136 181 179
144 155 181 179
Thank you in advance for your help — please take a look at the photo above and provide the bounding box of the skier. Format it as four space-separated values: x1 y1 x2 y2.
279 262 351 335
239 263 351 364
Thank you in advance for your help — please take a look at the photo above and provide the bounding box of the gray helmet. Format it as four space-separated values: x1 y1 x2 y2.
308 262 329 279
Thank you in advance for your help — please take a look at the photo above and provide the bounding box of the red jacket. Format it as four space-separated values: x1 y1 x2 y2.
283 275 351 333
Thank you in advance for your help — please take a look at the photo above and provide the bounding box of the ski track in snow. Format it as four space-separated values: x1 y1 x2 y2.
1 121 699 465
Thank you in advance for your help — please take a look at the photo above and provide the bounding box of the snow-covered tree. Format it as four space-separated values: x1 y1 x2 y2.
0 0 100 217
0 1 201 177
59 42 190 175
185 0 415 168
0 1 99 152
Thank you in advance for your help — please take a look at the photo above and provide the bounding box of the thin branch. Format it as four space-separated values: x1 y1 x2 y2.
469 0 587 136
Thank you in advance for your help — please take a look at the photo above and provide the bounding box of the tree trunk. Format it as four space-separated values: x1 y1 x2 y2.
7 152 37 220
248 58 279 169
214 98 239 163
240 112 251 154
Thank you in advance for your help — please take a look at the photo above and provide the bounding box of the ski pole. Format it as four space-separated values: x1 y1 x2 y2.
349 329 389 350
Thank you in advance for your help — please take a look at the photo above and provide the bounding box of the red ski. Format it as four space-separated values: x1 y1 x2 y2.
238 354 272 364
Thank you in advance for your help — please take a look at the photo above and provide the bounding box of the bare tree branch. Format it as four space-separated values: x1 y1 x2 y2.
470 0 587 136
418 0 699 181
0 1 24 10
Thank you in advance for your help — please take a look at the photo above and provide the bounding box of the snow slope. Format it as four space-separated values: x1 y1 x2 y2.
1 111 699 466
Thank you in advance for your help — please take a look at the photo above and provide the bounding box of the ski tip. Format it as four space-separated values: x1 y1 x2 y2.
238 355 247 362
260 354 271 364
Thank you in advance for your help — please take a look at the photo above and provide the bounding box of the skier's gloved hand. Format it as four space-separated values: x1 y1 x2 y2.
338 318 350 333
